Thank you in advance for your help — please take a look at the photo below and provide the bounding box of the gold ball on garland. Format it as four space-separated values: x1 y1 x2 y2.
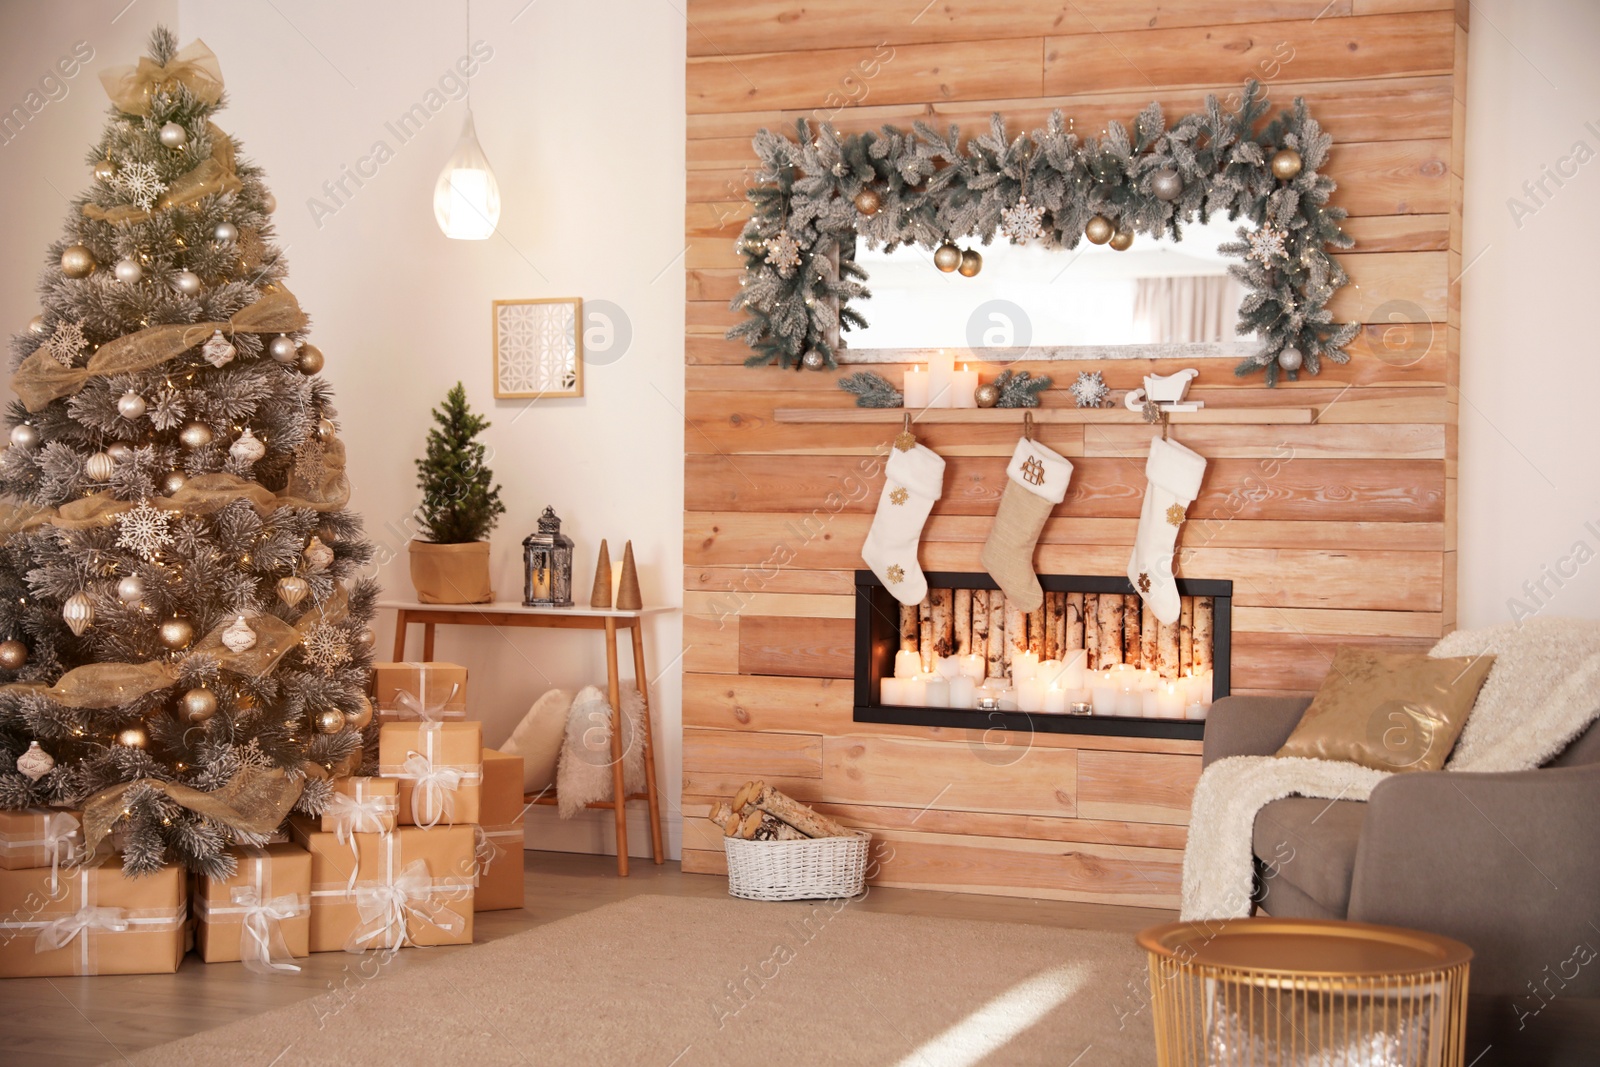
314 707 345 734
0 640 28 670
116 725 148 749
802 350 825 370
853 187 882 216
179 687 218 723
27 315 46 337
1084 215 1114 245
974 383 1000 408
93 159 117 182
158 617 194 650
60 245 96 278
1151 169 1183 201
179 422 213 450
1109 228 1134 252
85 452 116 482
162 470 187 495
933 242 962 272
1271 148 1303 181
297 344 324 375
958 249 983 277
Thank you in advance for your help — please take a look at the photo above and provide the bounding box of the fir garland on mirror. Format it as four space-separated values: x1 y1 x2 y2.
727 81 1357 387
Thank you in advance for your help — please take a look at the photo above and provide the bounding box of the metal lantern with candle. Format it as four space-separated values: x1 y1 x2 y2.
522 506 575 607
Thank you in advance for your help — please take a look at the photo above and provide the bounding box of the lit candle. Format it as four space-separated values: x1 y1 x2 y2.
1036 658 1064 688
880 678 906 706
894 649 921 680
1017 679 1045 713
1117 686 1143 716
904 675 926 706
997 687 1020 711
1012 650 1040 686
1141 690 1160 717
959 654 986 681
927 349 955 408
921 674 950 708
1091 680 1118 713
1158 682 1185 718
1186 701 1209 720
951 364 979 408
1043 684 1067 714
1061 649 1087 689
903 366 930 408
949 675 978 709
935 655 961 681
1194 670 1214 706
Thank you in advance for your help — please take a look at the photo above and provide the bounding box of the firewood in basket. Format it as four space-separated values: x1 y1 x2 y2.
753 786 852 839
752 814 807 841
731 782 755 812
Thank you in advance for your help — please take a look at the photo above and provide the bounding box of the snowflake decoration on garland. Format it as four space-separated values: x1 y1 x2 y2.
1247 224 1287 265
42 321 87 367
113 160 166 212
301 621 351 674
1069 371 1110 409
1000 195 1046 244
764 229 802 276
114 498 174 561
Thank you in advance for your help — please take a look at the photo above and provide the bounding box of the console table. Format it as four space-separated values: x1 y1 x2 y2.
381 599 673 877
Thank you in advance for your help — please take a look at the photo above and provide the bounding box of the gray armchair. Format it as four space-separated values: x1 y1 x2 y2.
1202 696 1600 998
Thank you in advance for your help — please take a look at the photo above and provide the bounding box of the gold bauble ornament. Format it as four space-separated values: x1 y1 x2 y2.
93 159 117 182
1084 215 1114 245
345 695 374 730
85 452 116 482
1109 228 1134 252
1271 148 1303 181
63 593 94 636
179 422 214 450
106 443 134 463
158 616 195 649
356 626 376 649
263 190 277 214
27 315 46 337
933 242 962 272
314 707 345 734
853 187 882 215
60 245 96 278
277 576 310 608
162 470 187 495
0 640 28 670
958 249 983 277
317 418 337 441
179 687 218 723
297 344 324 375
974 383 1000 408
116 725 148 749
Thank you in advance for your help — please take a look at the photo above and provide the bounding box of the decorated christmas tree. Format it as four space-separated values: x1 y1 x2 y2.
0 28 377 878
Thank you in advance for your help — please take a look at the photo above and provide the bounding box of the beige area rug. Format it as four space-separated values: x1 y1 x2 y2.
122 895 1155 1066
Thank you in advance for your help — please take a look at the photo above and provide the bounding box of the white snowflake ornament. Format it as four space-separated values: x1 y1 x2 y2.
201 330 236 368
113 160 167 212
1000 195 1046 244
764 229 802 276
42 321 87 367
114 498 175 562
1247 224 1287 265
1069 371 1110 409
301 621 351 674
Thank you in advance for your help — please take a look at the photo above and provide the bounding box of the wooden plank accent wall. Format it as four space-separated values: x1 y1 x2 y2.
681 0 1468 908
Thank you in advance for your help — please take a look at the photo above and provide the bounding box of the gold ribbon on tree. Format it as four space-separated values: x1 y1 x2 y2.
98 38 224 116
82 125 242 225
11 286 307 411
81 765 303 863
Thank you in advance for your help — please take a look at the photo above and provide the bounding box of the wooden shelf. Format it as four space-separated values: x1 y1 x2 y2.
773 406 1315 425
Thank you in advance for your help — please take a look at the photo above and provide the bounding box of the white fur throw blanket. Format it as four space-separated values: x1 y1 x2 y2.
1181 617 1600 921
556 685 647 818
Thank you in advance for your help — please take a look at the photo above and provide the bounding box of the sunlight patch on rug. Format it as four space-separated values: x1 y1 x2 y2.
889 963 1090 1067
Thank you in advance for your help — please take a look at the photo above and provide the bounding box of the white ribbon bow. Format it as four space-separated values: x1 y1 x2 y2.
36 813 82 896
231 886 306 975
347 859 464 953
325 791 392 841
35 906 128 953
393 680 461 722
471 825 496 883
401 751 462 829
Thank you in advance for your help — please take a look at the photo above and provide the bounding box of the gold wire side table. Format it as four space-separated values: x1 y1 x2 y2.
1138 918 1472 1067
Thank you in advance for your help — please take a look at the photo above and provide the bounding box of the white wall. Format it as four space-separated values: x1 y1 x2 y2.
1 1 687 859
1460 0 1600 627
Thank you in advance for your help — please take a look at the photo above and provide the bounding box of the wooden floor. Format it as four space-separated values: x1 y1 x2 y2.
6 852 1596 1066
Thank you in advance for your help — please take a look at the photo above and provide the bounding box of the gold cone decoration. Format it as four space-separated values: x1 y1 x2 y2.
616 540 642 611
590 539 613 609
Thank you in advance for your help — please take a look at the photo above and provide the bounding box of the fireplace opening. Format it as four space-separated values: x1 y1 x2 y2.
853 570 1232 741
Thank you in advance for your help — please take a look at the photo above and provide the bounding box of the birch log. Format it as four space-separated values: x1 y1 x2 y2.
1179 596 1194 678
931 589 954 658
972 590 990 670
754 786 852 839
1157 617 1180 679
1123 594 1141 668
954 589 973 656
1027 604 1045 656
1140 602 1159 675
1097 593 1123 667
1194 596 1214 675
986 590 1006 679
1005 598 1027 673
1066 592 1084 651
900 605 919 652
918 596 933 671
1044 592 1064 661
1083 593 1099 669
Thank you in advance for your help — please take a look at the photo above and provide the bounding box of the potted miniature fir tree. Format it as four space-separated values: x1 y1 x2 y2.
409 383 507 603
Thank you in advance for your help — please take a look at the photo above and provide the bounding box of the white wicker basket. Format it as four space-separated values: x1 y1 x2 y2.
723 830 872 901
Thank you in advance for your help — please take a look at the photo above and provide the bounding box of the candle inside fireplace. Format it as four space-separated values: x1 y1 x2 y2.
894 649 920 680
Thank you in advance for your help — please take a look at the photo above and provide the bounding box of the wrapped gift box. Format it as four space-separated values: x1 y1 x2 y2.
320 776 399 836
288 816 474 953
371 662 468 722
475 749 526 912
0 808 82 872
378 721 482 827
0 856 186 977
194 843 311 969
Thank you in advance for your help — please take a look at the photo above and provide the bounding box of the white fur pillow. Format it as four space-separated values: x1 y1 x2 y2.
499 688 571 793
556 685 646 817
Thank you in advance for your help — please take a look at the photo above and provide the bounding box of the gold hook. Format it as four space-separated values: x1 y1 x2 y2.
1023 410 1035 441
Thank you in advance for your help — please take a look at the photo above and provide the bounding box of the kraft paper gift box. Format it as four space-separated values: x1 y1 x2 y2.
194 843 311 970
0 856 186 977
378 721 483 827
0 808 82 874
288 816 474 953
319 776 399 836
371 662 468 722
474 749 526 912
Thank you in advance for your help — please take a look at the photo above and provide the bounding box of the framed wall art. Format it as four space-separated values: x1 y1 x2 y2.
492 297 584 399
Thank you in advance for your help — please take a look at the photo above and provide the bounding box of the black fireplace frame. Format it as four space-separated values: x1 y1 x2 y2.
852 570 1232 741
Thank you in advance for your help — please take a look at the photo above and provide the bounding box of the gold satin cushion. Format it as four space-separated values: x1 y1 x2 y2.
1276 647 1495 772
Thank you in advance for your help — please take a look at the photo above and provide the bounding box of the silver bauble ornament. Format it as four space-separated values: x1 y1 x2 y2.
213 222 238 245
802 350 825 370
85 452 116 482
222 615 257 653
179 688 218 723
173 270 202 297
117 391 147 420
297 344 324 375
93 159 117 182
116 725 148 749
1109 228 1134 252
268 335 299 363
16 741 53 780
9 424 39 450
60 245 95 278
117 575 145 603
114 257 143 284
162 470 187 495
303 536 334 572
229 428 266 464
179 422 214 450
1151 169 1183 201
1271 148 1303 181
63 593 94 636
974 383 1000 408
356 626 376 650
0 640 29 670
933 242 962 272
158 122 188 149
1277 347 1304 372
314 707 345 734
958 248 983 277
262 190 277 214
28 315 47 337
158 616 194 649
106 442 134 462
277 576 310 608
